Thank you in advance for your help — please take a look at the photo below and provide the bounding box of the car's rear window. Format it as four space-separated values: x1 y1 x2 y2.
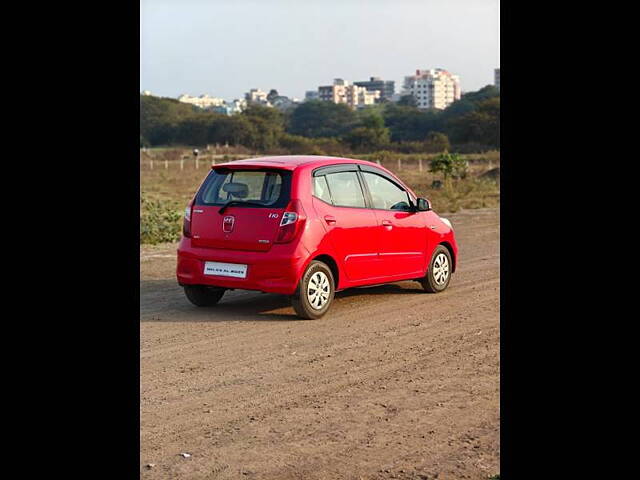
195 169 291 207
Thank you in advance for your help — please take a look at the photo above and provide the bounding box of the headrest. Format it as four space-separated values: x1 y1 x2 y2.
222 182 249 198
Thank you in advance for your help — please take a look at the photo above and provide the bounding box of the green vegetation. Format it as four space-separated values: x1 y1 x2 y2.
140 193 183 244
140 85 499 153
429 152 469 180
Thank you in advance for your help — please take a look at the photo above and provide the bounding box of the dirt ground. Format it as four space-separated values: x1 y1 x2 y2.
140 207 500 480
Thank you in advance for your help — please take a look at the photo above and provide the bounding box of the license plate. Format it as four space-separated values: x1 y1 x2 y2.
203 261 248 278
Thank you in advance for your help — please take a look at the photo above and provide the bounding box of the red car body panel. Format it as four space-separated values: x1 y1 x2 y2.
177 156 458 295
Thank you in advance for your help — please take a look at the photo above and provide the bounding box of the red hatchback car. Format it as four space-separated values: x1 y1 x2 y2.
177 156 458 319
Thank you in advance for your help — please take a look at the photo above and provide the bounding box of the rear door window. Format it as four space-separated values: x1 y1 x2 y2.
361 172 412 211
195 169 289 207
324 171 366 208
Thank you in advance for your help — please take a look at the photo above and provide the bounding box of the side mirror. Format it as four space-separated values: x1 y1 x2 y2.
416 198 432 211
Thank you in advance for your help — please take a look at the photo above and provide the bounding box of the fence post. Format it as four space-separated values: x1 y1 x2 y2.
196 157 199 169
419 158 423 172
397 158 402 171
377 159 381 165
165 159 168 169
150 159 153 170
180 158 184 170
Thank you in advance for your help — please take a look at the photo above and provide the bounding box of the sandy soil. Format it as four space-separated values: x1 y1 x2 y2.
140 207 499 479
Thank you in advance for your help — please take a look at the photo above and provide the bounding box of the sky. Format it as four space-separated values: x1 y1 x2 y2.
140 0 499 101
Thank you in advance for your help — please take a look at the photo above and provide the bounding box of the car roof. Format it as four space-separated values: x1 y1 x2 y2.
212 155 381 171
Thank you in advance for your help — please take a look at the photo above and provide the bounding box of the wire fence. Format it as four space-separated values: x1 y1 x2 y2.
139 155 499 175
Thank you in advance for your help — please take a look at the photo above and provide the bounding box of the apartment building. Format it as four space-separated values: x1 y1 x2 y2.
270 95 299 112
177 94 226 109
304 90 320 102
212 99 247 116
353 77 395 102
317 79 380 109
402 69 461 110
245 88 269 105
494 68 500 89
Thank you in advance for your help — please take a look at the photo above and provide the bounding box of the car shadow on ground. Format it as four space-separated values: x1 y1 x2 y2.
139 279 425 323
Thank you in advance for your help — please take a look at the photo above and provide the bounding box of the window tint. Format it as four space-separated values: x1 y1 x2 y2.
324 171 366 208
313 175 332 204
362 172 412 210
196 169 288 207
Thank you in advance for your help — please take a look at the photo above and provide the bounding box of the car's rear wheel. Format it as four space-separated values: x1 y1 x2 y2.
291 260 335 319
420 245 453 293
184 285 226 307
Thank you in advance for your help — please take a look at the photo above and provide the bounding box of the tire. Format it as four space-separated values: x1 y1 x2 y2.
290 260 335 319
420 245 453 293
184 285 226 307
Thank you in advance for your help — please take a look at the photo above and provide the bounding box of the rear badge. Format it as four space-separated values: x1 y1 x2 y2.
268 213 279 219
258 240 270 244
223 215 235 233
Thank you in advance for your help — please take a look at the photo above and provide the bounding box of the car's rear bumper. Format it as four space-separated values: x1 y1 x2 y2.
176 237 308 295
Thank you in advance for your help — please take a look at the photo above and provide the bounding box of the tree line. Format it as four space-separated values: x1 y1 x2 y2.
140 86 499 154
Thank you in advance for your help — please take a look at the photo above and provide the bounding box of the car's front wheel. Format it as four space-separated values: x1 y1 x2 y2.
420 245 453 293
290 260 335 319
184 285 226 307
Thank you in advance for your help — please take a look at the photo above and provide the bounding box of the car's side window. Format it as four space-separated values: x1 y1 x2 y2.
362 171 412 211
324 171 366 208
313 175 333 204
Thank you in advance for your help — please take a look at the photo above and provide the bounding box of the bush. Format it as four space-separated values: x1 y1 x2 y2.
278 134 316 154
424 132 450 153
394 141 429 153
140 193 183 244
429 152 469 180
450 142 496 154
312 138 348 155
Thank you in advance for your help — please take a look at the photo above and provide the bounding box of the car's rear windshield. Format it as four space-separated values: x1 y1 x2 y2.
194 168 291 208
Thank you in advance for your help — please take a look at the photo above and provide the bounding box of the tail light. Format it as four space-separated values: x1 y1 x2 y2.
183 201 193 238
275 199 306 243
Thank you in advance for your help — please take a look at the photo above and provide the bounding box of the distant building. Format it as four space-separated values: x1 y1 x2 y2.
177 94 226 110
245 88 269 105
212 99 246 116
494 68 500 89
402 68 461 110
318 79 380 109
212 105 233 115
353 77 395 102
141 90 153 96
270 95 299 112
305 90 320 102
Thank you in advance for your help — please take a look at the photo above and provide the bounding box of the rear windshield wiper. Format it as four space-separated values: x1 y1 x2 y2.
218 200 265 215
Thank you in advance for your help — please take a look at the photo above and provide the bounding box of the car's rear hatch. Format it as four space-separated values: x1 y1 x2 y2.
189 165 293 252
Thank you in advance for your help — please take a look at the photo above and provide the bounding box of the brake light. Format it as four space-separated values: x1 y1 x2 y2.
275 199 306 243
183 202 193 238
